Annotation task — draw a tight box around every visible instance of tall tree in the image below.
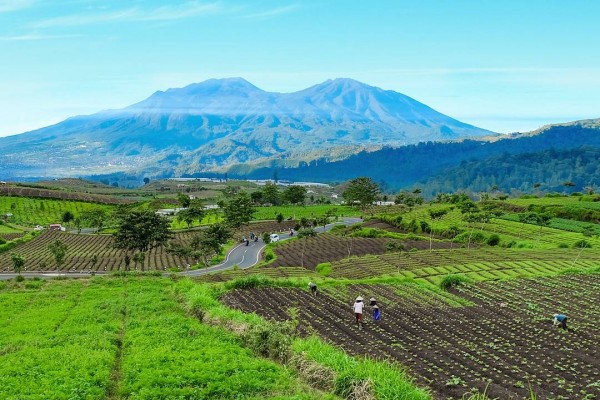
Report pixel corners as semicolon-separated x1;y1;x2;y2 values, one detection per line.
113;211;172;270
80;208;107;231
283;185;307;205
168;223;231;270
61;211;75;225
10;253;25;275
262;182;280;205
222;193;256;228
342;177;380;212
48;240;68;270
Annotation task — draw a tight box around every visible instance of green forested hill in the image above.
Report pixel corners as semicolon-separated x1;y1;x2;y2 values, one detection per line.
228;120;600;193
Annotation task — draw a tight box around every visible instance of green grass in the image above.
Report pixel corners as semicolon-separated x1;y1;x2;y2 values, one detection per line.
0;277;324;400
0;224;21;233
253;205;359;221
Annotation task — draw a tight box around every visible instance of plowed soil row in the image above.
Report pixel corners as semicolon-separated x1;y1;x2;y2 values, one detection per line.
0;186;132;204
0;230;195;272
221;275;600;400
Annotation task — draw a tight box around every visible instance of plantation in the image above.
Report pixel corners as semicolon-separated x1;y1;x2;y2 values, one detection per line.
222;274;600;400
0;195;115;227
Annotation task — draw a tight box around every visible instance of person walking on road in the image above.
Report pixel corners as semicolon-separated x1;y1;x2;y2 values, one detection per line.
353;296;364;330
308;282;318;296
370;297;381;321
553;313;569;330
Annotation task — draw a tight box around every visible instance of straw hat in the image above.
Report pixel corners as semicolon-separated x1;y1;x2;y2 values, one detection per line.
356;296;363;302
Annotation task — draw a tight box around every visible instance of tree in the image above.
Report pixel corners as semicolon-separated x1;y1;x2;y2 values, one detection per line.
90;254;98;272
395;190;423;207
169;223;231;270
177;192;191;208
132;252;146;271
276;213;284;224
297;228;317;269
113;211;172;270
250;190;263;204
283;185;307;205
10;253;25;275
143;177;150;185
48;240;68;270
262;182;280;205
61;211;75;225
428;209;448;251
342;177;380;213
177;199;205;229
222;193;256;228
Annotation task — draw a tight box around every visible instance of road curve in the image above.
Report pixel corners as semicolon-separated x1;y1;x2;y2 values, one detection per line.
181;217;362;276
0;217;363;280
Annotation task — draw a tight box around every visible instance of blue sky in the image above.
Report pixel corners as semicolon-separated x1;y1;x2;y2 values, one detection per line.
1;0;599;137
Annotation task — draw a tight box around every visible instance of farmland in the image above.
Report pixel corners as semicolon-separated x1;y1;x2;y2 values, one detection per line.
0;195;115;227
222;274;600;400
0;277;324;399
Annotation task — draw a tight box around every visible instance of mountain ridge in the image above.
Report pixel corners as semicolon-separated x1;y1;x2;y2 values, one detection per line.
0;78;494;179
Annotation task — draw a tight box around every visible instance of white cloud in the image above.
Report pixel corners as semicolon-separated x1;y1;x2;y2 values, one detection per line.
0;0;34;12
32;1;221;28
0;33;81;41
240;4;298;19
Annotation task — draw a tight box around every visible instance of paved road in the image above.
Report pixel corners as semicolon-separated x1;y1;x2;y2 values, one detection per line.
182;217;362;276
0;217;363;280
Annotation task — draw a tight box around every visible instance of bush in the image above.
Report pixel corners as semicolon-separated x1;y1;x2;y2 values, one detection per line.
486;234;500;246
440;274;469;290
14;275;25;282
558;243;569;248
264;248;275;261
243;320;295;362
316;262;332;276
572;240;592;249
385;240;404;252
225;274;274;290
0;238;5;245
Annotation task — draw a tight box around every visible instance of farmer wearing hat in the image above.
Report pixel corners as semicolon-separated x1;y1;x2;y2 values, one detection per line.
308;282;318;296
370;297;381;321
553;313;568;330
353;296;364;329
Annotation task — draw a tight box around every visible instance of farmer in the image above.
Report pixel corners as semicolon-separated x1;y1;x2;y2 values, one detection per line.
353;296;364;330
553;314;568;330
308;282;318;296
370;297;381;321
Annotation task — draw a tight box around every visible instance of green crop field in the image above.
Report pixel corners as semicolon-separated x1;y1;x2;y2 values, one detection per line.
253;204;359;221
0;196;115;227
0;277;325;399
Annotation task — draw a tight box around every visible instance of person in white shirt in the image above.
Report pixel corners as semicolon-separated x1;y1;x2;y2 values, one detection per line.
353;296;364;330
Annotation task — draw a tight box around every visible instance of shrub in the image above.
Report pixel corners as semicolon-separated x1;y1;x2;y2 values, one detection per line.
440;274;469;290
243;320;295;362
316;262;332;276
572;240;592;249
264;248;275;261
225;274;273;290
557;243;569;248
486;234;500;246
0;238;5;245
385;240;404;252
14;275;25;283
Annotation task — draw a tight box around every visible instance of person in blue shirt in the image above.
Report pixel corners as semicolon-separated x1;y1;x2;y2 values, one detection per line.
370;298;381;321
553;314;568;330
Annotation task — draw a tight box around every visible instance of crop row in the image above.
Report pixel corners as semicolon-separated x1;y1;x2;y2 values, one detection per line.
0;185;132;204
0;230;196;272
222;274;600;399
328;247;600;280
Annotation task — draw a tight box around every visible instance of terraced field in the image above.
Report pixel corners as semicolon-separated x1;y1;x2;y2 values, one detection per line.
328;248;600;281
222;274;600;400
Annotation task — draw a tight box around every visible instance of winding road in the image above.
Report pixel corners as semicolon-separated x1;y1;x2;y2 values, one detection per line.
0;218;363;280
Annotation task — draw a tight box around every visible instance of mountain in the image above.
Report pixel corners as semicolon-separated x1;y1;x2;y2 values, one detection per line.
0;78;493;179
228;119;600;194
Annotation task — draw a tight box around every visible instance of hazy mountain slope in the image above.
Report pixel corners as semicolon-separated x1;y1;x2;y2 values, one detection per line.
0;78;493;179
227;119;600;192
